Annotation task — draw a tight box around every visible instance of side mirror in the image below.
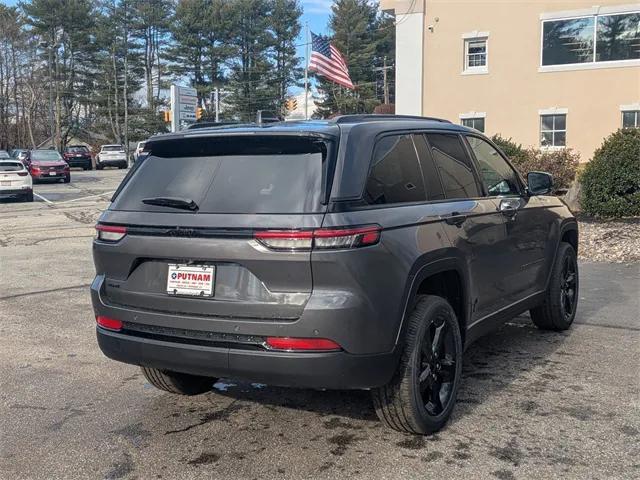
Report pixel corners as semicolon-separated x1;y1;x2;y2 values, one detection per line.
527;171;554;196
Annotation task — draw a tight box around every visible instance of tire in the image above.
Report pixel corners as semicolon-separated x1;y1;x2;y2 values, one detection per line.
372;295;463;435
141;366;216;395
63;175;70;183
96;163;103;170
24;191;34;202
530;242;578;331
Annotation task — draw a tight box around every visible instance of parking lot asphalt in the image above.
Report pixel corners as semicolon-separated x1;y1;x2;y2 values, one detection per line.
1;170;639;480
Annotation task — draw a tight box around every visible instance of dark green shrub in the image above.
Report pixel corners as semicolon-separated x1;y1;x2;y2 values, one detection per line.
580;128;640;218
491;134;525;159
491;134;579;191
510;148;580;192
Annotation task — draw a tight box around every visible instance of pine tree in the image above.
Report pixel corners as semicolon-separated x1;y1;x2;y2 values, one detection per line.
21;0;96;148
131;0;173;110
166;0;208;102
92;1;143;145
269;0;303;114
314;0;391;117
224;0;276;121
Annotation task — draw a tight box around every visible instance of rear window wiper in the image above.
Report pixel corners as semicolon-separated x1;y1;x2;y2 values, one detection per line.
141;196;199;211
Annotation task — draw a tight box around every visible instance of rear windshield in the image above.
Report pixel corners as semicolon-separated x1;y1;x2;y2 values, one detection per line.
31;150;62;161
111;136;329;214
102;146;123;152
0;161;24;171
66;146;89;153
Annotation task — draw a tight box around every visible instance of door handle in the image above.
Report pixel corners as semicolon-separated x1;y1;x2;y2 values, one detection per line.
499;198;521;219
444;212;467;227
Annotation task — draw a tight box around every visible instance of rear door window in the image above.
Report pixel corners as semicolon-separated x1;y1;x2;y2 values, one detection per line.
423;133;480;199
364;134;427;205
111;136;327;214
412;134;446;201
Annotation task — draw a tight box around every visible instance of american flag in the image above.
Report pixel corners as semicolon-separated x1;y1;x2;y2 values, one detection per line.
309;32;354;90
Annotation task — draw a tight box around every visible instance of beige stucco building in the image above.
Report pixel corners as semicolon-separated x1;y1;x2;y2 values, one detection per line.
381;0;640;161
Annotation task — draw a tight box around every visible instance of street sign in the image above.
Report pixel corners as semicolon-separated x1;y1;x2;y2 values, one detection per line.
170;85;199;132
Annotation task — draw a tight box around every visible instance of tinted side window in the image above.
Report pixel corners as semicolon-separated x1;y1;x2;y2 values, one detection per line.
424;133;480;199
466;136;520;196
364;134;427;205
412;134;445;201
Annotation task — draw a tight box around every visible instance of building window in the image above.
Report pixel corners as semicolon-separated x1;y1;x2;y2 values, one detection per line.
464;38;488;71
461;117;485;132
542;11;640;67
622;110;639;128
540;114;566;147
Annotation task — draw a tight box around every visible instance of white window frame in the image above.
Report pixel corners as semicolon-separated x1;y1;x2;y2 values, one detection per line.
621;104;640;128
459;112;486;132
539;108;568;149
462;32;489;75
539;5;640;73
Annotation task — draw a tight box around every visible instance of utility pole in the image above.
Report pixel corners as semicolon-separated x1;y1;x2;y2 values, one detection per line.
48;43;54;145
304;23;309;120
374;56;393;105
54;44;61;151
214;88;220;123
383;56;389;105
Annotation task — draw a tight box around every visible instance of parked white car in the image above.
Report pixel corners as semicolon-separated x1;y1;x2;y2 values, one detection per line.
133;141;146;163
96;145;128;170
0;159;33;202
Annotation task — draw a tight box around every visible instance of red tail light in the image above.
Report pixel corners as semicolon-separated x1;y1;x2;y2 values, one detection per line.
17;171;28;177
95;224;127;242
254;230;313;250
96;316;123;331
31;167;41;174
255;225;381;251
265;337;341;352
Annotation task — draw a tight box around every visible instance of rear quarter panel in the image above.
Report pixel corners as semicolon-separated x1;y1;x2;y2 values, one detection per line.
316;204;454;354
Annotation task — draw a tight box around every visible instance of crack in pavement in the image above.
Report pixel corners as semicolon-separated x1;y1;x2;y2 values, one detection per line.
0;283;92;301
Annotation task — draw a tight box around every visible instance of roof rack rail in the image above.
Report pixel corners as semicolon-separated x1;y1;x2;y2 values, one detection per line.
332;114;451;124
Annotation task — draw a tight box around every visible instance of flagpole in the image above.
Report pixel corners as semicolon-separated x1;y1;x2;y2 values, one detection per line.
304;22;309;120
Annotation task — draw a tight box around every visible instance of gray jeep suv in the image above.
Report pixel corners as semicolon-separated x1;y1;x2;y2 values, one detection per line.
92;115;579;434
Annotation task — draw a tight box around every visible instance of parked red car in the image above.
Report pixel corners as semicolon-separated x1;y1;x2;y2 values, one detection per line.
27;150;70;183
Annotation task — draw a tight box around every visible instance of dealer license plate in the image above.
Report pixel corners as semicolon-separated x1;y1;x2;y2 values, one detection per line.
0;181;10;186
166;264;215;296
49;171;57;176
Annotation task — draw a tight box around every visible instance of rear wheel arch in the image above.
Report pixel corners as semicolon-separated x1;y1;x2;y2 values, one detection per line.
395;255;470;349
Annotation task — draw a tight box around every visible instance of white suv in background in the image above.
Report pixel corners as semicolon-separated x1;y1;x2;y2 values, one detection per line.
0;159;33;202
96;145;128;170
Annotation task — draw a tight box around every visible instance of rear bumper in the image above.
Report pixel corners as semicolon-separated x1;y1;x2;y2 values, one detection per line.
98;158;127;166
66;158;92;167
97;327;397;389
91;273;399;389
0;186;31;195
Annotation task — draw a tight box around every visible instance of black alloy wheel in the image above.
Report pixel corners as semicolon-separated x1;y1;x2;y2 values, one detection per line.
418;311;457;416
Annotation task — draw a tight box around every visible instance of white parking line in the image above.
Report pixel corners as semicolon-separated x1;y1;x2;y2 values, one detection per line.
56;192;115;204
33;193;54;205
